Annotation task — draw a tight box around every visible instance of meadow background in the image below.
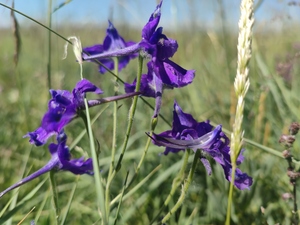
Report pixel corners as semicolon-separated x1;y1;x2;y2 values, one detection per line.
1;0;300;224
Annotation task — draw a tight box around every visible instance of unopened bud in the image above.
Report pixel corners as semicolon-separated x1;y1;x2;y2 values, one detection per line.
279;134;295;147
282;192;293;200
282;150;291;158
289;122;300;135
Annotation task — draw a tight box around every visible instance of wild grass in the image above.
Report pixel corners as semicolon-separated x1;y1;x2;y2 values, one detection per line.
1;1;300;224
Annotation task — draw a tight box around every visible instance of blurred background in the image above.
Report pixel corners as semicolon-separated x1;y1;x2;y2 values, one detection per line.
1;0;300;224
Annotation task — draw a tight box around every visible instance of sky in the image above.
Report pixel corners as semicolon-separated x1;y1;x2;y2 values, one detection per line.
0;0;300;30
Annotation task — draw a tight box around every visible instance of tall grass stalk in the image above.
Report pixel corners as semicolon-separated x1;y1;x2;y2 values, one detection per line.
226;0;254;224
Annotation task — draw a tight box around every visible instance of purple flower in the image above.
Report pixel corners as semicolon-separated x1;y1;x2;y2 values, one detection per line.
83;20;138;73
125;0;195;117
82;1;195;117
0;132;93;198
24;79;103;146
150;101;253;190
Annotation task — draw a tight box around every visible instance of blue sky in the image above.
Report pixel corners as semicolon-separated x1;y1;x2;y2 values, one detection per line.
0;0;299;30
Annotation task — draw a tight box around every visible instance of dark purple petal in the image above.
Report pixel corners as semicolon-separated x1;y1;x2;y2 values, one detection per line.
74;79;103;95
154;59;195;88
142;0;163;40
125;74;156;98
172;101;199;133
83;44;104;56
226;168;253;190
83;21;138;73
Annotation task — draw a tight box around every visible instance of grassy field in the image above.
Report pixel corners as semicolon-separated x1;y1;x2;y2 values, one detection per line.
1;1;300;225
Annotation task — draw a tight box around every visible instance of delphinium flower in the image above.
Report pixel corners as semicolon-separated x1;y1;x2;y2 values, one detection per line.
24;79;103;146
124;0;195;117
82;1;195;117
83;20;138;74
150;101;253;190
0;131;93;198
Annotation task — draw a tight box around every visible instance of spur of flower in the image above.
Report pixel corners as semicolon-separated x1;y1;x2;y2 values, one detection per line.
0;131;93;198
150;101;253;190
83;20;138;73
24;79;103;146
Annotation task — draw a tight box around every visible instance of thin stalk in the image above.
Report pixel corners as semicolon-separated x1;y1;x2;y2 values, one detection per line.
0;3;71;44
113;171;129;225
225;166;236;225
47;0;52;89
80;63;106;223
60;176;79;225
49;171;59;225
150;149;190;224
106;57;119;219
113;55;143;175
161;149;200;224
293;180;298;224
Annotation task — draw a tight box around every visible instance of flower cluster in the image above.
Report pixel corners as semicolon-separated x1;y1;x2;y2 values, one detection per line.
0;0;253;201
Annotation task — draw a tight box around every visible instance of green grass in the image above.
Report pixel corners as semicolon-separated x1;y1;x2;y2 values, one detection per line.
1;6;300;224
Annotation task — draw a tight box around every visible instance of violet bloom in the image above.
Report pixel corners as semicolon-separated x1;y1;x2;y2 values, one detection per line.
150;101;253;190
24;79;103;146
83;20;138;74
0;132;93;198
125;0;195;117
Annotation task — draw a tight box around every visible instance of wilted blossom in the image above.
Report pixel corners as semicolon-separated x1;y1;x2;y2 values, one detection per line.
0;131;93;198
24;79;103;146
150;101;253;190
83;20;138;73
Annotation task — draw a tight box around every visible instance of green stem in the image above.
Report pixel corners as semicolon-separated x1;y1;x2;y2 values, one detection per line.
113;171;129;225
79;63;106;223
161;149;200;224
49;171;59;225
150;149;190;224
113;55;143;174
225;163;236;225
106;57;119;219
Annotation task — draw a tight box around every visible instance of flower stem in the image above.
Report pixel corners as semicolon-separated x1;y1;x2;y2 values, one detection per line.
150;149;190;224
161;149;200;224
80;61;106;223
225;165;236;225
49;170;59;225
113;55;143;173
106;57;119;219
